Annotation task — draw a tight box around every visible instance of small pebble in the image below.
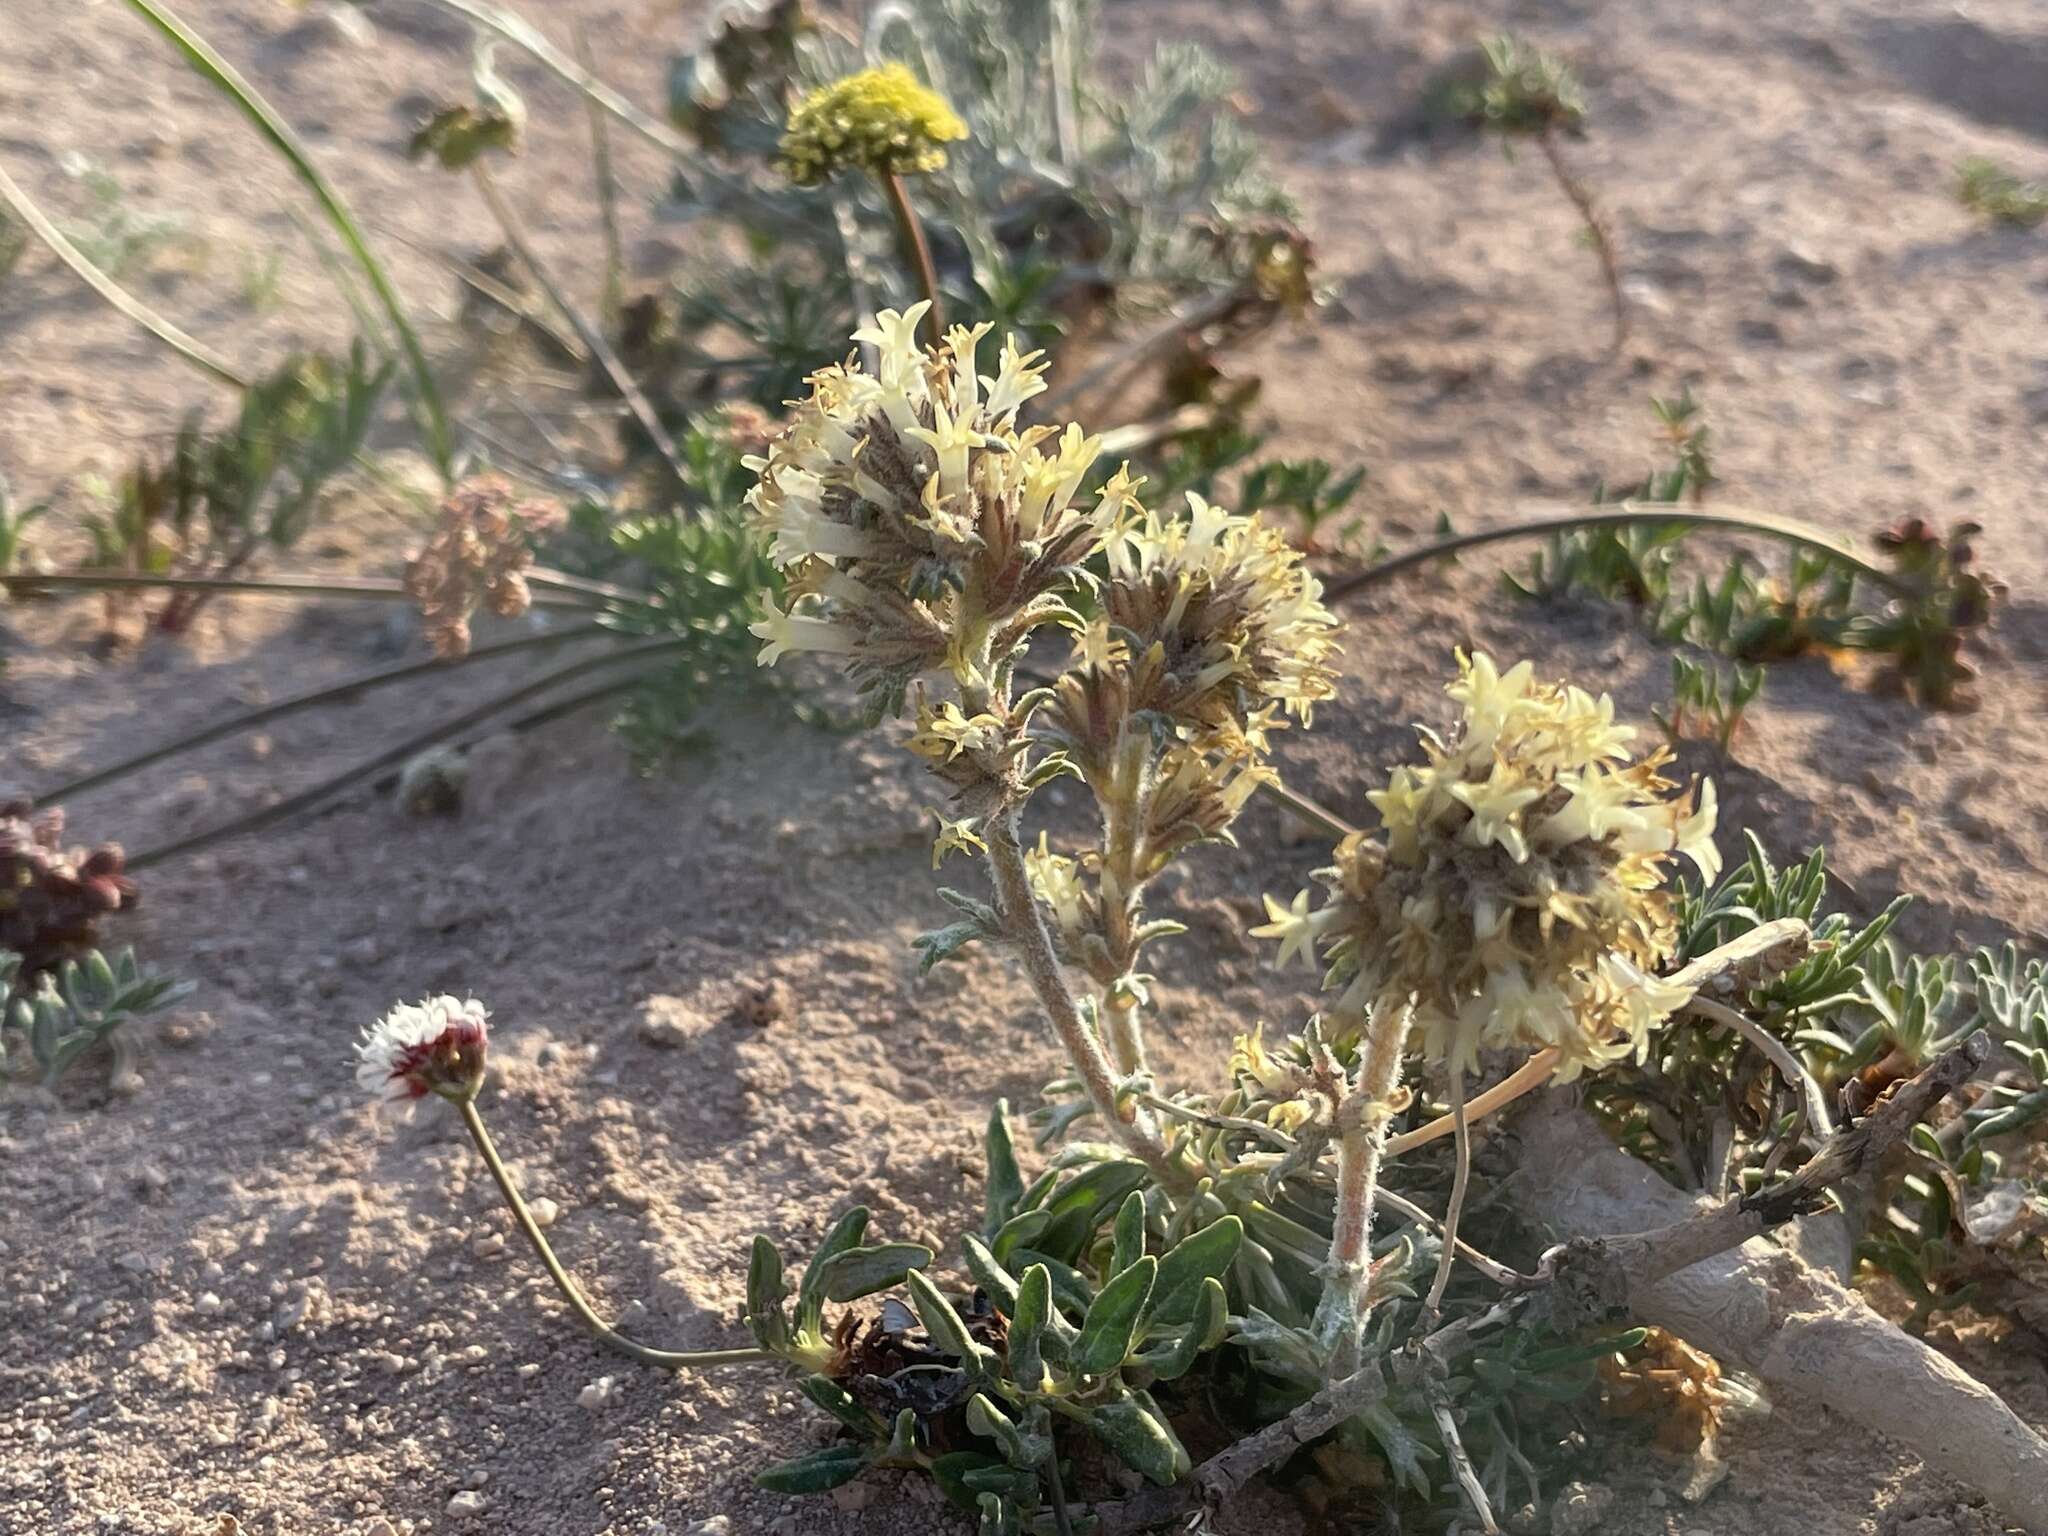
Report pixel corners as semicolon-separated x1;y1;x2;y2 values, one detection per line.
470;1232;506;1259
528;1198;560;1229
446;1490;488;1517
578;1376;617;1411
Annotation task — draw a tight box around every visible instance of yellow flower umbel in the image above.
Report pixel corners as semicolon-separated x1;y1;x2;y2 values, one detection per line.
779;64;966;187
1268;651;1719;1079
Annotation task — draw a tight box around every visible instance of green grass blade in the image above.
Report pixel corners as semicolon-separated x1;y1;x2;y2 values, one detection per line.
0;159;250;390
121;0;454;479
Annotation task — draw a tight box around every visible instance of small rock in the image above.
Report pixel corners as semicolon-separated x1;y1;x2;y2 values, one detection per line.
830;1482;874;1512
733;978;793;1028
361;1521;397;1536
195;1292;224;1317
374;1350;412;1375
686;1519;733;1536
446;1490;488;1517
470;1232;507;1259
578;1376;617;1411
527;1197;560;1229
1772;244;1838;284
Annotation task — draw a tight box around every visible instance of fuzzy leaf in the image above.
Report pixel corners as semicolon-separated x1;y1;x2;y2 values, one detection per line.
1009;1263;1052;1387
1151;1214;1244;1325
906;1270;995;1378
929;1451;1033;1513
755;1443;869;1493
962;1234;1020;1316
797;1207;871;1331
1013;1248;1096;1322
966;1393;1050;1469
798;1374;880;1433
1132;1276;1227;1381
1075;1255;1155;1376
1111;1190;1147;1277
977;1493;1021;1536
815;1242;934;1304
983;1100;1027;1237
1089;1389;1189;1486
746;1235;789;1351
913;919;986;976
990;1208;1051;1265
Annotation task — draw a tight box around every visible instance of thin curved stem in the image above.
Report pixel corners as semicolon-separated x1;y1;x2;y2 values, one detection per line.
1687;994;1833;1140
1422;1067;1470;1317
36;622;614;805
127;635;686;868
0;569;599;610
1387;1048;1559;1158
459;1099;766;1369
0;160;251;390
881;172;944;338
1538;125;1625;352
1322;502;1909;605
124;0;453;477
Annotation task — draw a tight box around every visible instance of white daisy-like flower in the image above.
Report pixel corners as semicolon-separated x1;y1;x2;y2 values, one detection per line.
357;996;490;1107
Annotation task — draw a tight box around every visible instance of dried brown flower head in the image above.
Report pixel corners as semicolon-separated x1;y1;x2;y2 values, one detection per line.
404;476;563;658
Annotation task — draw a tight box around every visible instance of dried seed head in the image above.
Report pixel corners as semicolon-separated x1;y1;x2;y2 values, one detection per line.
1257;652;1719;1078
778;64;966;186
405;476;562;659
357;995;490;1108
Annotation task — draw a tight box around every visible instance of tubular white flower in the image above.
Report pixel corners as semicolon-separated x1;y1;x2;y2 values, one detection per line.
750;603;859;666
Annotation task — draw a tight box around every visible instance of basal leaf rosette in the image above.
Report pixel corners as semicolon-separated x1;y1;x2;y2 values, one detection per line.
748;304;1125;710
778;63;967;187
1259;653;1720;1079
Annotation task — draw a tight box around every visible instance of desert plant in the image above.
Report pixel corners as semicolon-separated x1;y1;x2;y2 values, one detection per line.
0;799;138;982
1447;35;1625;348
351;314;2048;1533
1655;654;1763;751
55;155;188;278
0;473;47;584
1957;156;2048;229
82;342;391;633
1;946;192;1087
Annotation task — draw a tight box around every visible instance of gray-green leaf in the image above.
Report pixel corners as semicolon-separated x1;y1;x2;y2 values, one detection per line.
1075;1255;1155;1377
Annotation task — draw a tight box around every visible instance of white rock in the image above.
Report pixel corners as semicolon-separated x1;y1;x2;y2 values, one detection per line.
446;1490;489;1516
578;1376;617;1411
528;1198;560;1229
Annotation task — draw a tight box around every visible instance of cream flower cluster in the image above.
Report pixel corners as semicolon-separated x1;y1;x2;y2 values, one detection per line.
748;303;1125;701
1099;494;1340;744
1257;653;1719;1079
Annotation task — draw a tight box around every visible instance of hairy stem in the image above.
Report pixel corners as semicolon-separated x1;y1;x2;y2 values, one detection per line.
460;1099;766;1369
1316;1002;1411;1373
1537;125;1626;351
984;810;1177;1184
881;171;945;338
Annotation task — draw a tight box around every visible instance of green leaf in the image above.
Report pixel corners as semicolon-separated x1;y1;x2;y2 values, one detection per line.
977;1492;1022;1536
1009;1263;1052;1386
814;1243;934;1304
1075;1255;1155;1376
984;1100;1027;1237
1034;1160;1150;1264
755;1443;869;1493
1132;1276;1226;1381
798;1374;879;1433
966;1393;1050;1468
746;1234;789;1352
1013;1248;1096;1322
1151;1214;1244;1325
797;1207;870;1331
990;1208;1051;1266
906;1270;994;1378
961;1234;1020;1316
1089;1390;1188;1486
1111;1190;1147;1277
929;1451;1033;1513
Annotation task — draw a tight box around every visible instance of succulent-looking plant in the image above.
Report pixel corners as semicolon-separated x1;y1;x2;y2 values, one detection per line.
2;946;191;1087
0;799;138;982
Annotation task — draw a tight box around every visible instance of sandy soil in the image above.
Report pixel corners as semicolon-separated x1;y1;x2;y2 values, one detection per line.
2;1;2046;1534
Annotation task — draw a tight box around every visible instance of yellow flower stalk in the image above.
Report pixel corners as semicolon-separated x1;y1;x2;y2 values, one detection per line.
778;63;966;186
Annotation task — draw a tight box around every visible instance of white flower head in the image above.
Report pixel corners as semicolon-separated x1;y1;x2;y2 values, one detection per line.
357;996;490;1108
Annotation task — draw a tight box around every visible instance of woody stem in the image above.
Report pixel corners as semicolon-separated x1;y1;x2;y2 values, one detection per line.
881;171;945;338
